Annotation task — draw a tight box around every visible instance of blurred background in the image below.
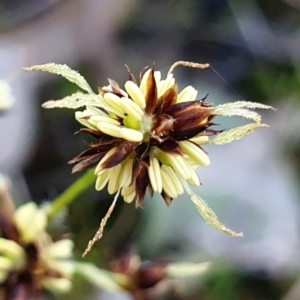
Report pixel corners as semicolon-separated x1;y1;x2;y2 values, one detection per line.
1;0;300;299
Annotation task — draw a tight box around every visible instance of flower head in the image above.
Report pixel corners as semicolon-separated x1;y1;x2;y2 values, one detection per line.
68;63;217;208
107;247;210;299
0;201;75;298
109;247;167;292
25;61;273;254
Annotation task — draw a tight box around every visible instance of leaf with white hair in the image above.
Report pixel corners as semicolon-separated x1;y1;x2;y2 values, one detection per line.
182;181;243;237
25;63;94;94
209;123;268;145
214;101;274;123
42;93;104;109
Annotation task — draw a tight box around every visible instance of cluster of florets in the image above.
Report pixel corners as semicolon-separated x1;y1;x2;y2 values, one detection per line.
70;66;217;207
0;202;74;297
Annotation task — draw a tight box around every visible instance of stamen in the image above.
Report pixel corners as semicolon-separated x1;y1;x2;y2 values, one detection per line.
97;123;122;139
42;277;73;293
89;115;120;125
121;184;135;197
148;157;162;193
119;159;134;187
95;169;113;190
85;106;107;116
139;69;152;96
124;80;146;109
103;93;123;110
75;111;96;129
154;71;161;85
186;164;200;186
161;165;183;195
160;168;178;198
95;147;117;174
119;128;143;142
43;240;74;259
120;97;144;121
123;189;136;203
0;239;25;263
108;164;123;194
122;184;136;203
0;255;15;270
166;154;191;180
179;141;210;167
103;93;126;116
190;136;209;145
158;74;175;98
177;86;198;103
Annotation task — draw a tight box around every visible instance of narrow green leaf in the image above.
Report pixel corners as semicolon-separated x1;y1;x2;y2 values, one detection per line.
75;262;122;291
48;168;95;219
166;262;210;277
25;63;94;94
166;262;211;297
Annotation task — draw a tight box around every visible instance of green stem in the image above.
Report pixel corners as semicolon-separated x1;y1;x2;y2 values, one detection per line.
49;168;95;218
